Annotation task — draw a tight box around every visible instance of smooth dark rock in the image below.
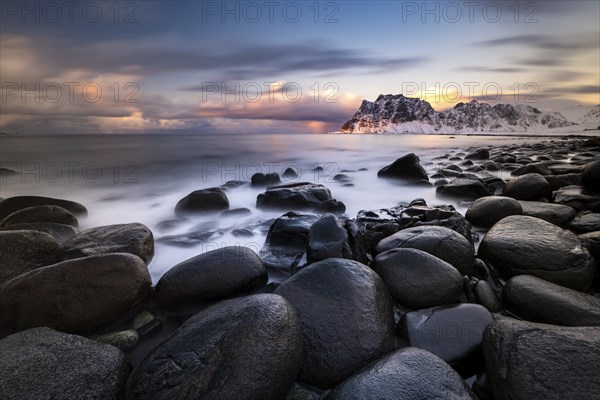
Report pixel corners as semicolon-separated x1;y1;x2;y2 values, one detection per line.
175;187;229;216
257;182;345;214
579;231;600;262
251;172;281;187
503;275;600;326
0;230;62;285
307;213;352;264
553;185;600;211
582;160;600;192
518;200;577;227
62;223;154;263
0;222;77;243
220;207;251;217
545;173;581;190
0;253;152;337
436;178;490;201
154;246;267;310
511;163;551;176
325;348;475;400
283;167;299;179
466;196;522;228
483;319;600;400
275;258;395;388
478;215;596;290
375;225;475;275
0;205;78;228
474;280;503;313
372;248;463;309
399;304;493;376
465;148;490;160
504;173;552;200
377;153;429;182
0;327;128;400
569;212;600;233
127;294;303;400
0;196;87;220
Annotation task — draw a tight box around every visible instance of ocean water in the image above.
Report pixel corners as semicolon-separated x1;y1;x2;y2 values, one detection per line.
0;133;576;282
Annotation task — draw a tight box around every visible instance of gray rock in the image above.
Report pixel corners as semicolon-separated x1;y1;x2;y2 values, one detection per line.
375;225;475;275
518;200;577;227
372;248;463;309
0;253;152;337
325;348;476;400
479;215;596;290
257;182;345;214
569;212;600;233
92;329;139;351
504;173;552;200
0;205;78;228
0;196;87;220
0;230;62;285
0;222;78;243
545;173;581;190
251;172;281;187
175;187;229;216
483;319;600;400
465;148;490;160
377;153;429;182
0;327;128;400
582;159;600;192
276;258;395;388
511;163;551;176
579;231;600;262
436;178;490;201
503;275;600;326
127;294;303;400
154;246;267;310
307;213;352;264
554;185;600;211
474;280;503;313
466;196;522;228
62;223;154;263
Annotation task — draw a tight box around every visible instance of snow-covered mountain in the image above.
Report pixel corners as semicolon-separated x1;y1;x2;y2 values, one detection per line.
337;94;583;134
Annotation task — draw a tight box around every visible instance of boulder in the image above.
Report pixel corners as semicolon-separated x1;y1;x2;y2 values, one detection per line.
582;160;600;192
579;231;600;262
325;348;475;400
466;196;522;228
465;148;490;160
510;163;551;176
436;178;490;201
127;294;303;400
0;327;128;400
0;222;77;243
92;329;139;351
372;248;463;309
503;275;600;326
483;319;600;400
504;173;552;200
154;246;267;310
377;153;429;182
275;258;395;388
474;280;503;313
545;173;581;190
375;225;475;275
0;195;87;220
257;182;345;214
0;230;62;285
251;172;281;187
0;205;78;228
61;223;154;263
553;185;600;211
518;200;576;227
0;253;152;337
569;212;600;233
307;213;352;264
478;216;596;291
175;187;229;216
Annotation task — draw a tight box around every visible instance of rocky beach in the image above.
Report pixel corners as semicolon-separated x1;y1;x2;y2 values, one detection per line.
0;135;599;399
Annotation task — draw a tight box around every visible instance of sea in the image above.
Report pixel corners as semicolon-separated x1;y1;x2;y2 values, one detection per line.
1;133;592;282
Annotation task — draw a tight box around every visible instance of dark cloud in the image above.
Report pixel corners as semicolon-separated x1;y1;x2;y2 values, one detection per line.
544;85;600;95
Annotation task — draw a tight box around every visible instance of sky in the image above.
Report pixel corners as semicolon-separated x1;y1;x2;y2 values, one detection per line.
1;0;599;134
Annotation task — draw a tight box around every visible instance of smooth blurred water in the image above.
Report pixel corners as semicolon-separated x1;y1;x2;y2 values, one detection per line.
0;133;566;281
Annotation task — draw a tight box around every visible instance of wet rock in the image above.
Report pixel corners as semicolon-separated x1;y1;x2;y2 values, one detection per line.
0;230;62;285
465;148;490;160
62;223;154;263
582;160;600;192
466;196;522;228
474;280;503;312
325;348;475;400
276;258;394;388
553;185;600;211
545;173;581;190
257;182;345;214
0;205;78;228
0;195;87;220
0;253;152;337
377;153;429;182
175;187;229;216
375;225;475;275
127;294;303;400
333;173;353;183
307;213;352;263
372;248;463;308
0;222;78;243
503;275;600;326
569;212;600;233
251;172;281;187
504;173;552;200
579;231;600;262
511;163;551;176
436;178;490;201
157;229;223;248
518;200;577;227
483;319;600;400
154;246;267;310
0;327;128;400
283;167;299;179
478;216;596;290
221;207;251;217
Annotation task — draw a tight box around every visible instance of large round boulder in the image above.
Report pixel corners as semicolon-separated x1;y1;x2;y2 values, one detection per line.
582;159;600;192
256;182;345;214
436;178;490;201
503;275;600;326
307;213;352;264
377;153;429;182
0;196;87;220
154;246;268;310
483;319;600;400
175;187;229;216
0;205;78;228
61;223;154;264
465;148;490;160
503;173;552;200
478;216;596;290
0;230;63;285
325;348;475;400
372;248;463;309
275;258;395;388
0;253;152;337
518;200;576;227
127;294;303;400
0;222;78;243
0;327;128;400
466;196;522;228
375;225;474;275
